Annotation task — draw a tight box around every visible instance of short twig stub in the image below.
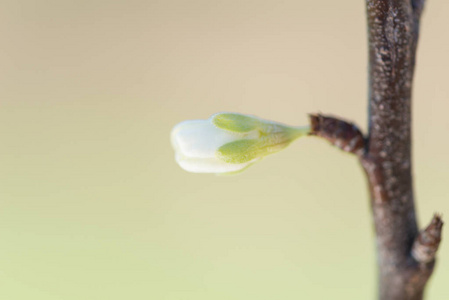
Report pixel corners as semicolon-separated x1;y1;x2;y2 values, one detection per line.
412;214;444;264
309;114;365;156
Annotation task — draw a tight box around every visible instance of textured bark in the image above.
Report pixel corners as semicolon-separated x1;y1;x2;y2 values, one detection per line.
364;1;429;298
310;1;443;299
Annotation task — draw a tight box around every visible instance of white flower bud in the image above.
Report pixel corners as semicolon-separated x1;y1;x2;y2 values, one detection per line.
171;113;309;174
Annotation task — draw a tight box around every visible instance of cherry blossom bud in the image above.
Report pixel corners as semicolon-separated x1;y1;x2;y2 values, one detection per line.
171;112;309;174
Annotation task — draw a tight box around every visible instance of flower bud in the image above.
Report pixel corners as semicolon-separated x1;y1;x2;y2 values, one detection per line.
171;112;309;174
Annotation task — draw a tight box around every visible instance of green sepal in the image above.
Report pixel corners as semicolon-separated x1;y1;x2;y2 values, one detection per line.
212;113;260;133
216;139;260;164
216;132;294;164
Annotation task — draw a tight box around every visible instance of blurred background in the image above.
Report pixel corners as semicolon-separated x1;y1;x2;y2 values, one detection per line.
1;0;448;299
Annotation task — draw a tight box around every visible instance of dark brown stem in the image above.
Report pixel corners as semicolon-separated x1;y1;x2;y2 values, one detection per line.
310;113;443;299
364;0;431;299
309;1;443;298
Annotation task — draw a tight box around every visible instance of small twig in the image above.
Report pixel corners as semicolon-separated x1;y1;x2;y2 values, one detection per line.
309;114;365;156
412;214;444;264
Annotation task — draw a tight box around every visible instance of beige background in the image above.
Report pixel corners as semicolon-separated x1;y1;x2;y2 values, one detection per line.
1;0;448;299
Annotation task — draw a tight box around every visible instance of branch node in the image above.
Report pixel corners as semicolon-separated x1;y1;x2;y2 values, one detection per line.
309;114;365;156
412;214;444;264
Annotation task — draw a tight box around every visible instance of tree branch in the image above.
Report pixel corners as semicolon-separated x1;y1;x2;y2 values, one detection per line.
365;1;429;298
310;1;443;299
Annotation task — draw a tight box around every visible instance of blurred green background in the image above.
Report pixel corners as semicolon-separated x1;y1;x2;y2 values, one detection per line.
1;0;448;299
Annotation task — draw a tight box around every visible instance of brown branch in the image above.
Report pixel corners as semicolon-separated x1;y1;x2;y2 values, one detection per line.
309;1;443;299
310;113;443;300
364;1;429;298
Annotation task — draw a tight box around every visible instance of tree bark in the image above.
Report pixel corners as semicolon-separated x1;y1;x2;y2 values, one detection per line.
309;1;443;298
364;1;432;298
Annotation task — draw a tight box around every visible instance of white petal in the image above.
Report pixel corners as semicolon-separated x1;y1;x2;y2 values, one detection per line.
175;153;253;173
171;119;258;158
